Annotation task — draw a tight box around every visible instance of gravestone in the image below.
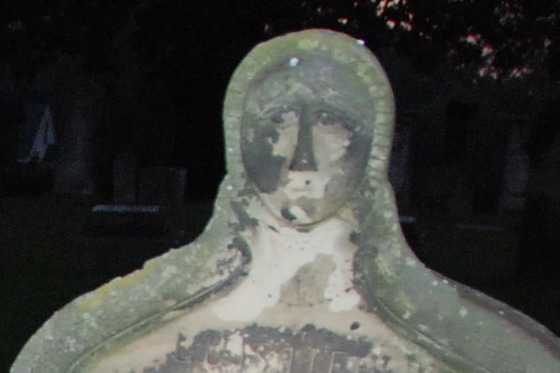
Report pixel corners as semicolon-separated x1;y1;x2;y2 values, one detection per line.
52;78;102;199
500;121;530;213
518;122;560;282
113;152;139;204
138;166;187;206
11;30;560;373
73;204;185;275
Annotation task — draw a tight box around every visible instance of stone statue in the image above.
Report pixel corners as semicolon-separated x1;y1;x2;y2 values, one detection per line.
11;29;560;373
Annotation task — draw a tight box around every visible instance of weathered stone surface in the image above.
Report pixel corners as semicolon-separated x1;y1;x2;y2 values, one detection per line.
11;29;560;373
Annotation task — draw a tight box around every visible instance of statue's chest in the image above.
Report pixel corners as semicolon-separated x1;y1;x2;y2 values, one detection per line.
94;304;444;373
150;321;405;373
89;255;445;373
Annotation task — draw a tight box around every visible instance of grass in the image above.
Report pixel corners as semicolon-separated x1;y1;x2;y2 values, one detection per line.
1;196;558;371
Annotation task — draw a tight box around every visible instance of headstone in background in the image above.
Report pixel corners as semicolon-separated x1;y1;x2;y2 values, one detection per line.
112;152;138;204
0;99;24;193
444;116;508;216
52;78;103;200
500;121;530;213
84;205;166;238
73;204;185;275
138;166;186;206
17;105;57;164
517;98;560;283
470;120;508;214
518;132;560;282
0;100;57;196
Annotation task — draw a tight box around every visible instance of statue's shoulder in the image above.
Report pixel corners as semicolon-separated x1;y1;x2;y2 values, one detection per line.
10;235;248;373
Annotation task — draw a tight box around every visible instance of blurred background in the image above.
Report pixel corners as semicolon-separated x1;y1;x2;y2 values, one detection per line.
1;1;560;370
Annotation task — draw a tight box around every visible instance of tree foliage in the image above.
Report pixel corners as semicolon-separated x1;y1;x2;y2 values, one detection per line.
1;0;559;82
0;0;135;79
270;0;560;80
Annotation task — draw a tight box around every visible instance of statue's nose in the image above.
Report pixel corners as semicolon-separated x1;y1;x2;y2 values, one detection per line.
289;113;318;171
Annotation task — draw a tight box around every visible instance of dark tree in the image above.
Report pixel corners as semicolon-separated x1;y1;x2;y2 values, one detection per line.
0;0;137;81
265;0;560;80
2;0;559;85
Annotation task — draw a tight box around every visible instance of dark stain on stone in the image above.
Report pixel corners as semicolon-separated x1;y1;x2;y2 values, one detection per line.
144;324;373;372
281;207;297;221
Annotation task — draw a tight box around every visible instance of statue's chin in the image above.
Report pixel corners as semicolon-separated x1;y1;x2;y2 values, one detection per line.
280;205;314;225
259;194;344;228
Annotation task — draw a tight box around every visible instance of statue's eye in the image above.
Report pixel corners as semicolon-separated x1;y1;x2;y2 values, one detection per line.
316;110;349;129
264;106;297;128
315;110;361;135
271;112;284;124
316;110;337;125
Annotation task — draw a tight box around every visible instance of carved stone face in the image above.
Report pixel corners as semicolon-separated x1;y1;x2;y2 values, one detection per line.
241;59;373;226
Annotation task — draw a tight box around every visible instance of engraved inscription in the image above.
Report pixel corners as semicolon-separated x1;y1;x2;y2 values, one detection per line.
142;324;430;373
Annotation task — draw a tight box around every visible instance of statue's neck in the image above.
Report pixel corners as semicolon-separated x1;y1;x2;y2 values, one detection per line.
246;195;355;239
